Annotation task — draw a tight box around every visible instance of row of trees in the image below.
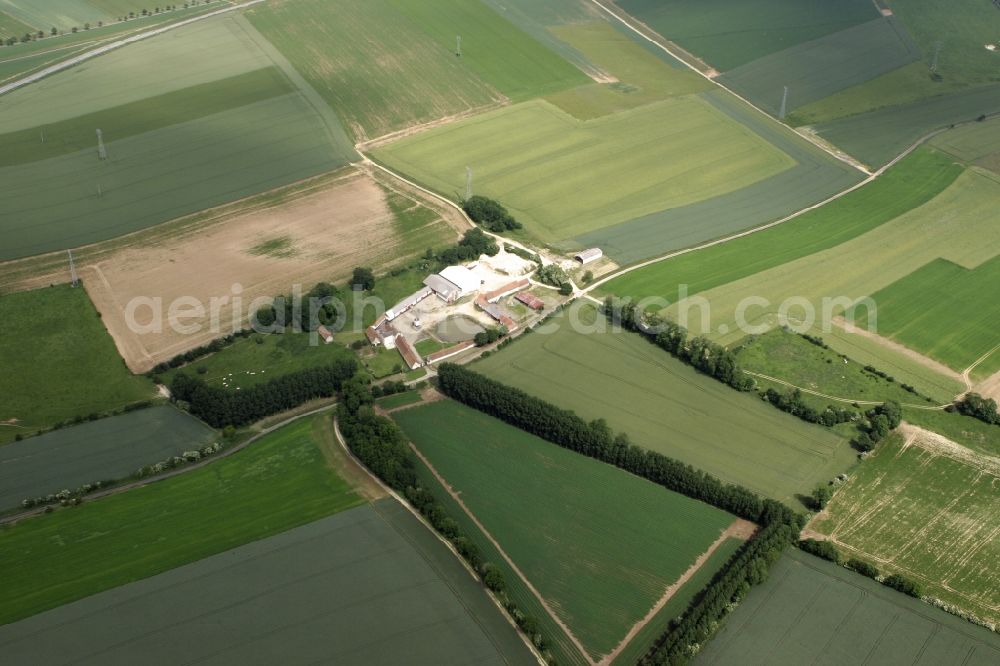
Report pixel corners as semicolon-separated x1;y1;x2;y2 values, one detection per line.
956;393;1000;425
336;379;553;659
798;539;921;598
474;326;507;347
762;387;855;427
170;358;356;428
604;297;754;392
150;331;248;375
463;196;522;232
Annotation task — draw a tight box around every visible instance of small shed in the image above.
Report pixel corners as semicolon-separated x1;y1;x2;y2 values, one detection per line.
317;325;334;344
574;248;603;265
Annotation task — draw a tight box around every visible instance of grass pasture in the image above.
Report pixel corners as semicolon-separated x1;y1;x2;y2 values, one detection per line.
394;400;740;661
0;285;154;445
475;305;852;504
374;96;793;246
617;0;878;71
810;430;1000;626
697;548;1000;665
0;406;214;511
867;256;1000;373
0;414;365;625
0;500;534;664
718;17;920;116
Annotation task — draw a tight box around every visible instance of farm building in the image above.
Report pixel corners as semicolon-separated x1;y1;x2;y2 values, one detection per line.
516;292;545;311
426;340;475;364
366;316;398;349
424;265;481;303
317;325;334;344
483;279;530;304
423;274;463;303
386;287;432;321
475;296;517;332
574;248;603;265
395;335;423;370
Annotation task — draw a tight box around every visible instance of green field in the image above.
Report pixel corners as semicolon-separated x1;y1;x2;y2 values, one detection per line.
375;391;423;410
0;499;535;664
0;406;214;511
159;333;357;390
0;8;32;37
0;15;357;259
476;305;852;504
814;84;1000;168
0;414;365;624
718;18;920;116
617;0;878;71
697;548;1000;665
810;431;1000;626
904;408;1000;458
0;285;154;445
0;0;104;31
598;148;959;308
374;96;793;246
393;400;738;661
249;0;586;141
867;256;1000;372
932;115;1000;172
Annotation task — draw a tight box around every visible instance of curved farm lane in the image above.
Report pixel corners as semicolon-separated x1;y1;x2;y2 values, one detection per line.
743;371;949;411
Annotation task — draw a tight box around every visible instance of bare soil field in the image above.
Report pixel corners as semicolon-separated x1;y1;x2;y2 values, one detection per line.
1;167;461;372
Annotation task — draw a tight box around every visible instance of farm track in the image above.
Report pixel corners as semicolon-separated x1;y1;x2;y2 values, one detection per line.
743;371;948;410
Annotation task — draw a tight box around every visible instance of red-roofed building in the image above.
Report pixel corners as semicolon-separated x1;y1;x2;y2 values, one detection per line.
515;292;545;311
482;279;529;304
395;335;423;370
317;325;334;344
426;340;475;364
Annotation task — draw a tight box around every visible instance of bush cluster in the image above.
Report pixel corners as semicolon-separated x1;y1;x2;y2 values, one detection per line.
463;196;522;232
503;243;541;265
134;441;224;478
438;228;499;265
956;393;1000;425
762;388;854;426
474;326;507;347
21;480;109;510
851;401;902;452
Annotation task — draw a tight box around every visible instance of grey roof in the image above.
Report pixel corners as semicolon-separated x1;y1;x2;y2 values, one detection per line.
423;274;461;300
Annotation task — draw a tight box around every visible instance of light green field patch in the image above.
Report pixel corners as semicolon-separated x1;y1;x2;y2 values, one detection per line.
544;20;711;119
374;97;793;244
0;16;273;132
394;400;737;660
867;256;1000;372
811;431;1000;627
0;0;103;31
0;285;154;445
932;115;1000;171
475;305;852;504
0;8;33;37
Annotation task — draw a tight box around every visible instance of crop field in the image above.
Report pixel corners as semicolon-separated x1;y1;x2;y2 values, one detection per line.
62;167;457;373
476;305;852;504
718;18;920;116
0;285;153;445
814;83;1000;168
617;0;878;71
393;400;742;661
249;0;586;141
664;168;1000;348
0;414;365;625
0;406;214;511
598;148;958;308
932;115;1000;172
374;96;793;247
0;0;104;31
809;428;1000;626
0;8;31;38
697;548;1000;665
867;256;1000;373
159;333;357;390
0;499;534;664
0;15;357;260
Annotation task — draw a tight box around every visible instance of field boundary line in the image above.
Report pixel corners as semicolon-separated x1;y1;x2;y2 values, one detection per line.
0;0;266;97
331;418;547;666
743;371;948;410
599;519;755;665
404;438;596;665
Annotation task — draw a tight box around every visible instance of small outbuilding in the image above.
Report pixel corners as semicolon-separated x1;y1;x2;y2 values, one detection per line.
395;335;423;370
574;248;603;265
317;325;334;344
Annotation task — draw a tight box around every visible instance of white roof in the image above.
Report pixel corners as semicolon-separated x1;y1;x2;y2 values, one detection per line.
438;265;480;295
423;274;461;300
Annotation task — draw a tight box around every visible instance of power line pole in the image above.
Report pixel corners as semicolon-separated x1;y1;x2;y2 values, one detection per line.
67;249;79;287
456;35;462;57
96;128;107;160
778;86;789;120
465;166;473;200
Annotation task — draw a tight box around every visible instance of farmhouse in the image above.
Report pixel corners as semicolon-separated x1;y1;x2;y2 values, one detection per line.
317;325;334;344
516;292;545;311
482;279;530;304
425;265;481;302
395;335;423;370
366;315;398;349
574;248;603;265
426;340;475;364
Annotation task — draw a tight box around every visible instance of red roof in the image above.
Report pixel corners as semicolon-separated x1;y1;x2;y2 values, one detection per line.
395;335;423;369
317;325;333;342
426;340;475;363
515;292;544;310
482;279;530;303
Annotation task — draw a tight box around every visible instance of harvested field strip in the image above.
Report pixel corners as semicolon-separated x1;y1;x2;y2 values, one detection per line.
0;284;154;445
0;67;293;167
814;83;1000;168
697;548;1000;665
374;96;793;245
809;429;1000;625
393;400;737;660
0;415;364;625
597;147;957;303
868;256;1000;372
616;0;878;71
0;500;535;665
718;17;920;116
0;406;214;511
0;0;103;31
475;305;851;504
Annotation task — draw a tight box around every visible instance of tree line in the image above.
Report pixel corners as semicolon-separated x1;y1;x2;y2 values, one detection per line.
798;539;921;598
335;378;554;660
170;358;356;428
463;196;522;232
